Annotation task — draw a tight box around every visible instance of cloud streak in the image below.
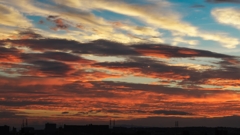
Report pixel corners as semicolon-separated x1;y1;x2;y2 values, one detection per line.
0;0;240;127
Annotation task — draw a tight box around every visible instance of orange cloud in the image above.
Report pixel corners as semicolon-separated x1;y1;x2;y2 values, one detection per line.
178;49;199;55
0;54;21;63
136;49;170;58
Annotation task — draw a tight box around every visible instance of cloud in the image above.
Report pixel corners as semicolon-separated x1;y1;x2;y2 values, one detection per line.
4;39;140;56
0;37;240;121
151;110;193;115
0;77;240;119
207;0;240;3
2;39;232;59
0;100;55;107
0;4;32;27
29;60;74;76
17;30;43;39
212;8;240;30
1;0;238;47
22;51;93;63
47;16;69;31
172;37;199;46
0;110;27;118
133;43;230;58
1;38;238;85
0;0;240;125
93;57;193;81
0;26;19;40
62;111;69;114
52;0;239;48
0;46;22;62
111;21;162;39
1;0;138;43
1;38;239;88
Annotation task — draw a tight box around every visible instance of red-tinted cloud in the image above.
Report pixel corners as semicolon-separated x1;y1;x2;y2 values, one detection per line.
0;38;240;125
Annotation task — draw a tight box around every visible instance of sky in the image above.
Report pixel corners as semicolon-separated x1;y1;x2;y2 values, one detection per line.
1;0;240;128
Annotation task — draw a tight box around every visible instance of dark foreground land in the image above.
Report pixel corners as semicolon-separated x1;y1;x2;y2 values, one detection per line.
1;124;239;135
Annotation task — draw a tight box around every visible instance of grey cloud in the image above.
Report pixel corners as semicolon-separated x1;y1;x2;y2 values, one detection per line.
4;39;139;56
2;39;232;59
0;100;56;107
40;51;84;61
0;111;27;118
74;110;101;116
0;46;21;58
151;110;193;115
94;55;240;85
22;51;90;62
93;56;197;79
18;30;43;39
30;60;73;76
61;112;69;114
132;44;231;58
59;81;233;99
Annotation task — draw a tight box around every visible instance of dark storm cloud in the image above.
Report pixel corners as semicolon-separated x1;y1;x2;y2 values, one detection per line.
206;0;240;3
151;110;193;115
30;60;73;76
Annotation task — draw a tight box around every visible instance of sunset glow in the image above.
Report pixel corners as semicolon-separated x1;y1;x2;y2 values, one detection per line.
1;0;240;128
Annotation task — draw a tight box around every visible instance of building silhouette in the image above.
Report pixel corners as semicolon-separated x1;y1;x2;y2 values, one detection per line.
64;124;109;135
0;125;10;135
20;119;34;135
45;123;56;134
215;128;228;135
